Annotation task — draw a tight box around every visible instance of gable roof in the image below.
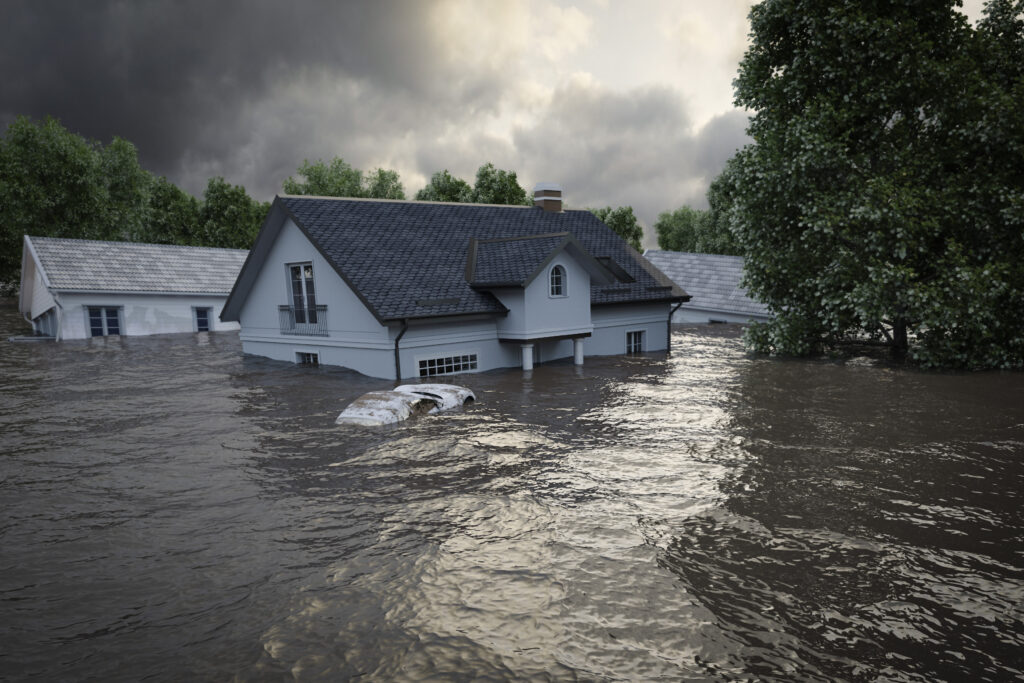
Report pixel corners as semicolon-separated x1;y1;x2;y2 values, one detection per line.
466;232;617;288
25;236;248;294
643;250;770;318
223;196;687;323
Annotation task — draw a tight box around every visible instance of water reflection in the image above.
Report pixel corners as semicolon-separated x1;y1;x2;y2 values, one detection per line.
2;305;1022;681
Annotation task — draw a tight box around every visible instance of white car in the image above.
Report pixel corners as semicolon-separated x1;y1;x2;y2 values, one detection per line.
335;384;476;426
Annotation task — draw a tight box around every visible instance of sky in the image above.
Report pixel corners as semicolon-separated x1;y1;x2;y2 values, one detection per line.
0;0;987;247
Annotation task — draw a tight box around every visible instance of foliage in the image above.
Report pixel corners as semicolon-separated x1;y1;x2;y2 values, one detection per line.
414;169;473;202
726;0;1024;368
199;177;270;250
147;176;202;245
654;205;741;255
415;163;531;205
470;162;531;206
589;206;643;251
282;157;406;199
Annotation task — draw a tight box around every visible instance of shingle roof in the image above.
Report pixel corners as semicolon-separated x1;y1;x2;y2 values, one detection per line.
643;250;770;318
28;236;248;294
257;196;686;322
468;233;570;286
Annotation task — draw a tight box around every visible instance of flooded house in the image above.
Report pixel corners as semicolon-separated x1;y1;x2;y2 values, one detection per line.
220;184;689;379
643;250;772;324
18;235;248;340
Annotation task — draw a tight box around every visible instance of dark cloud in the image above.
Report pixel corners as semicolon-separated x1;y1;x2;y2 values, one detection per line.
2;0;751;245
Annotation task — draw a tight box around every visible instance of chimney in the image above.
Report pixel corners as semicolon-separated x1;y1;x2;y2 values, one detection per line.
533;182;562;213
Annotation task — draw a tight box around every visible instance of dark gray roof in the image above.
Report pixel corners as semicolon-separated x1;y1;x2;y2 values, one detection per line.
643;250;770;318
27;236;248;294
468;233;570;286
226;196;687;323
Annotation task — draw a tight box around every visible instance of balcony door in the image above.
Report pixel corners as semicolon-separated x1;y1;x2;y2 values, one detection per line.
289;263;318;324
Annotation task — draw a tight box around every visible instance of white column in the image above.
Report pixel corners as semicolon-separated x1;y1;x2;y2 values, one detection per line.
521;343;534;371
573;338;584;365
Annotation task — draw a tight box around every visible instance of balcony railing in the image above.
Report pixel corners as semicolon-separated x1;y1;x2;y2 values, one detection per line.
279;305;328;336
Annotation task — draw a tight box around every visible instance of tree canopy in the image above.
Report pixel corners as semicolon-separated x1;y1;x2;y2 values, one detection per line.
415;163;531;205
725;0;1024;368
588;206;643;251
282;157;406;199
0;116;269;292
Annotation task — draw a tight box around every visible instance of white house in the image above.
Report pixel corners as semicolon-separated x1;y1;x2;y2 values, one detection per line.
220;185;690;379
643;250;772;324
18;235;248;340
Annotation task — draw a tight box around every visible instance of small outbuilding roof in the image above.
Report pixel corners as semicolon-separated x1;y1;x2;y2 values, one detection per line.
643;250;770;318
26;236;249;294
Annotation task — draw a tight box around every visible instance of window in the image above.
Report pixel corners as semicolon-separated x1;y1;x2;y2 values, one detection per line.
550;265;566;297
194;307;211;332
296;352;319;365
289;263;318;324
88;307;121;337
626;330;644;354
418;353;478;377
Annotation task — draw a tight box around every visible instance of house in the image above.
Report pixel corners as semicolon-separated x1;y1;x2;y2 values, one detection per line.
642;250;772;324
18;235;248;340
220;184;689;379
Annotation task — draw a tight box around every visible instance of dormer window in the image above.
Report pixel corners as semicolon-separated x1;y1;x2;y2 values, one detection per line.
550;265;566;297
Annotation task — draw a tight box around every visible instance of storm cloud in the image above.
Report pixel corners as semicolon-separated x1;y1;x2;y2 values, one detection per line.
2;0;758;244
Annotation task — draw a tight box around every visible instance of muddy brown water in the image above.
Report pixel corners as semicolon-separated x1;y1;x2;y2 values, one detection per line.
1;302;1022;681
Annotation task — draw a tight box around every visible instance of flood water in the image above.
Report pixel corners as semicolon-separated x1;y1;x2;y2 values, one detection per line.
1;301;1022;682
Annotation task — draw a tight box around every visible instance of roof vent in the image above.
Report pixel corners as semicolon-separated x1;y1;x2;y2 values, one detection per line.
533;182;562;213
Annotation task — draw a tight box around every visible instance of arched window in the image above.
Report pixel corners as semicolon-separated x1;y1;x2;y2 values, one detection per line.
550;265;566;297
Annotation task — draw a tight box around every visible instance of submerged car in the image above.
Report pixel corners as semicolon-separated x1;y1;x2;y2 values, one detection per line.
335;383;475;426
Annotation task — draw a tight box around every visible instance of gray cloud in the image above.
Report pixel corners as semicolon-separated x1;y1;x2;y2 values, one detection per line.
2;0;751;249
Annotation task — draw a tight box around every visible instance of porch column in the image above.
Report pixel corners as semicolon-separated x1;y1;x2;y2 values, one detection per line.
573;337;584;365
521;343;534;371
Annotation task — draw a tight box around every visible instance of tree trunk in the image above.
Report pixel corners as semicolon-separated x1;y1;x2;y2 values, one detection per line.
892;318;909;360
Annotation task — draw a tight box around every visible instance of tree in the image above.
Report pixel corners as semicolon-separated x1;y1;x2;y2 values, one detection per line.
200;177;269;250
414;169;473;202
148;176;202;245
282;157;406;199
363;168;405;199
0;116;155;292
470;162;531;205
726;0;1024;368
589;206;643;251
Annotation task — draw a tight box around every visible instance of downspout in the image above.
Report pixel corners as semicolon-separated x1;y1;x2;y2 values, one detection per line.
667;301;683;353
394;320;409;381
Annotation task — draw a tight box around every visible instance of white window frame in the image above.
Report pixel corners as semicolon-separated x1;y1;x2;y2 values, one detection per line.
549;264;567;298
414;350;479;377
193;306;213;332
626;329;644;354
286;261;319;324
85;306;123;337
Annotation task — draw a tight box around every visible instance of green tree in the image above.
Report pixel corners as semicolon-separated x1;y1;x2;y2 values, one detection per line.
282;157;406;199
363;168;405;199
727;0;1024;368
0;116;157;291
148;176;202;245
589;206;643;251
470;162;531;206
200;177;269;249
414;169;473;202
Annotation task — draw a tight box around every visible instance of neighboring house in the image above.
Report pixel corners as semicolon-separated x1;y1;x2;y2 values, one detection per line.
18;236;248;340
643;250;772;324
220;185;689;379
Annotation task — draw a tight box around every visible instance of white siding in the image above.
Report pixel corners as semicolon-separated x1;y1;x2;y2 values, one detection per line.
673;307;772;324
58;293;239;340
490;253;592;340
590;303;670;355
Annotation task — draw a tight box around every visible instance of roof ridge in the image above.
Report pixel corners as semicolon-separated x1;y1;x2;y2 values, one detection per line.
279;194;535;209
28;235;248;252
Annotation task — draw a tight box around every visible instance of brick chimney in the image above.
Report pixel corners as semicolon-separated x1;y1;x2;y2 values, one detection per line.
533;182;563;212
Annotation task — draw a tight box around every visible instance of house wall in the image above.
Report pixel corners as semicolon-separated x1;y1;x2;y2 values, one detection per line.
28;260;56;321
490;254;593;340
672;307;772;324
397;318;514;380
589;303;670;355
57;292;238;340
236;218;392;369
